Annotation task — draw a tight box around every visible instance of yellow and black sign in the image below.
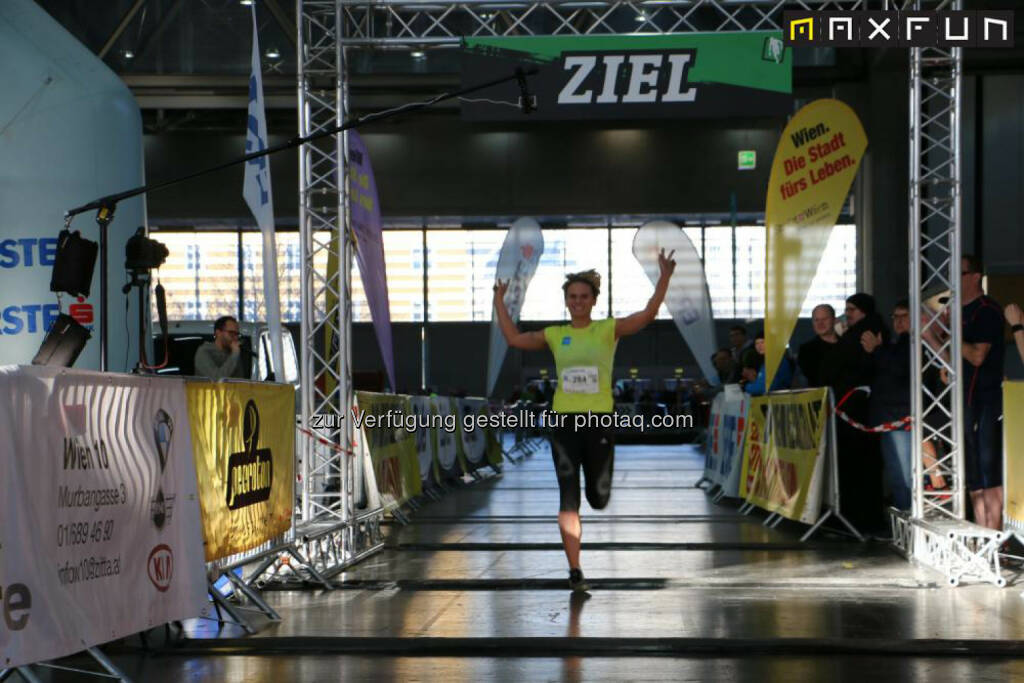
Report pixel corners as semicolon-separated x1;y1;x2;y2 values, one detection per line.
763;99;867;390
1004;382;1024;532
356;391;422;506
186;381;294;562
739;388;829;524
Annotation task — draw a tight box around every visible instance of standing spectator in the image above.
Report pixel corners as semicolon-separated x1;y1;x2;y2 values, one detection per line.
712;347;739;384
728;325;753;368
1005;302;1024;367
835;293;888;394
833;293;888;533
799;304;841;388
959;255;1004;531
862;301;912;510
741;329;794;397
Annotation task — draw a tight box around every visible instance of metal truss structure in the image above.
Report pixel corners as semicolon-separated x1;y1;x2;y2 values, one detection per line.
339;0;864;47
891;510;1005;587
891;0;1001;586
297;0;993;584
298;1;358;528
295;0;863;543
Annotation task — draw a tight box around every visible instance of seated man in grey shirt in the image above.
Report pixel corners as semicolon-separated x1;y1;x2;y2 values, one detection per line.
194;316;247;379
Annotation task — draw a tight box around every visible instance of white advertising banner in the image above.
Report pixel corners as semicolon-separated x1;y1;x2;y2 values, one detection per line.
457;398;488;467
432;396;459;477
705;384;749;497
409;395;436;486
0;366;208;669
486;217;545;396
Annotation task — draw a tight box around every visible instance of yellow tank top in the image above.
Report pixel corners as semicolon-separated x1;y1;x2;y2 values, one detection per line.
543;317;617;413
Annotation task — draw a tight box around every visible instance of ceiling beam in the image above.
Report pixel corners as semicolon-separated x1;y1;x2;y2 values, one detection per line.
262;0;297;46
98;0;148;59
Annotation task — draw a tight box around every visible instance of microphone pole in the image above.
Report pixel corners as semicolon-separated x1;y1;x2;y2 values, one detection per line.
66;67;539;219
62;66;539;369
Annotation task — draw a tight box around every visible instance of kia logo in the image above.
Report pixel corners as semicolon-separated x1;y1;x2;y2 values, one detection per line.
147;544;173;592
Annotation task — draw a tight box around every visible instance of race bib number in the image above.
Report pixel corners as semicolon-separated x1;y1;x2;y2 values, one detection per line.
561;366;599;394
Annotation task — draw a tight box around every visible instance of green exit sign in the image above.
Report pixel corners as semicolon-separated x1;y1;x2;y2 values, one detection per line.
738;150;756;171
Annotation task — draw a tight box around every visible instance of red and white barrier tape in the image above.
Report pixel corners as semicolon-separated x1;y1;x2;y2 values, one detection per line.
297;426;355;455
833;386;912;433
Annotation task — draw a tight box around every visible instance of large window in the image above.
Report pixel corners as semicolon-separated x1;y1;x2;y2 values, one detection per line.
377;230;425;322
704;227;735;318
610;227;701;318
155;232;240;321
520;228;610;322
152;222;857;325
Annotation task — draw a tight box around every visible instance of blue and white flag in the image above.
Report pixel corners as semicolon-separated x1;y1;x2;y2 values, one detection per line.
243;5;285;381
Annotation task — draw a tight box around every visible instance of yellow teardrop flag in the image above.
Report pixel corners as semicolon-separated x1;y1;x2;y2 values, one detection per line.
764;99;867;390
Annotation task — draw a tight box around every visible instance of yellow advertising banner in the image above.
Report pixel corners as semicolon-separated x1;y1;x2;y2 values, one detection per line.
739;388;829;524
186;381;295;562
764;99;867;388
1004;382;1024;531
355;391;422;506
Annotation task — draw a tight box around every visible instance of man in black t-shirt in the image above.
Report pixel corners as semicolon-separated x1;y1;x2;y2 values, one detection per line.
960;255;1004;530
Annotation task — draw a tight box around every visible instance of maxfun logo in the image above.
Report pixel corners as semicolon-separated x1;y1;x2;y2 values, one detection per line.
784;10;1014;48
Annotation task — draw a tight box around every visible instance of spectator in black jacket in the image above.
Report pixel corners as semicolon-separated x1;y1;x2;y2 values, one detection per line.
798;304;841;388
834;292;889;532
862;300;912;510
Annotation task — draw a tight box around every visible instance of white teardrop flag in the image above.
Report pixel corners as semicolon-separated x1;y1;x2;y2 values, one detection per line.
633;221;718;385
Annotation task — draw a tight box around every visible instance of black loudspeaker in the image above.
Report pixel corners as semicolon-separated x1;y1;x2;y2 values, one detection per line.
50;229;98;298
32;313;91;367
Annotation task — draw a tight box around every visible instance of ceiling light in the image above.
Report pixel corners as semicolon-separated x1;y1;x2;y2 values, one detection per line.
635;13;647;22
411;50;426;59
123;49;135;59
265;48;281;59
240;0;253;5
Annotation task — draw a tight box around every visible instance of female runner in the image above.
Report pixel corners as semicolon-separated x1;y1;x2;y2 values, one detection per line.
493;249;675;591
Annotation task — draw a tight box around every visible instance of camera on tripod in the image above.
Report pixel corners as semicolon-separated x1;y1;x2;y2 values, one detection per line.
125;227;169;272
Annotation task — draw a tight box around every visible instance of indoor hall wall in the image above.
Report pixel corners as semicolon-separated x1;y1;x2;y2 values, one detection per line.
976;73;1024;276
841;68;910;317
144;120;783;222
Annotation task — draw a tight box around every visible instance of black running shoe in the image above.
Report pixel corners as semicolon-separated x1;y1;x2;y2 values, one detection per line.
568;568;589;592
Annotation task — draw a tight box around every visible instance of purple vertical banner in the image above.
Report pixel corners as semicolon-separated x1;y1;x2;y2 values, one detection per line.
348;131;396;391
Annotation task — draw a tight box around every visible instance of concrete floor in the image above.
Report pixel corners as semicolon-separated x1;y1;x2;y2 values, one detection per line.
25;440;1024;681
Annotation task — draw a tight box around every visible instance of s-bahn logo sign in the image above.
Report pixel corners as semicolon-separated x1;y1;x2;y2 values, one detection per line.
460;33;792;122
783;11;1014;48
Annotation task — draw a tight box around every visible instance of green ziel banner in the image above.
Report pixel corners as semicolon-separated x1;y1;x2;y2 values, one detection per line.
461;32;790;121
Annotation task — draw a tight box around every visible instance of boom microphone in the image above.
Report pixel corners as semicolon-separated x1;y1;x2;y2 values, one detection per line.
516;67;537;115
155;283;168;336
